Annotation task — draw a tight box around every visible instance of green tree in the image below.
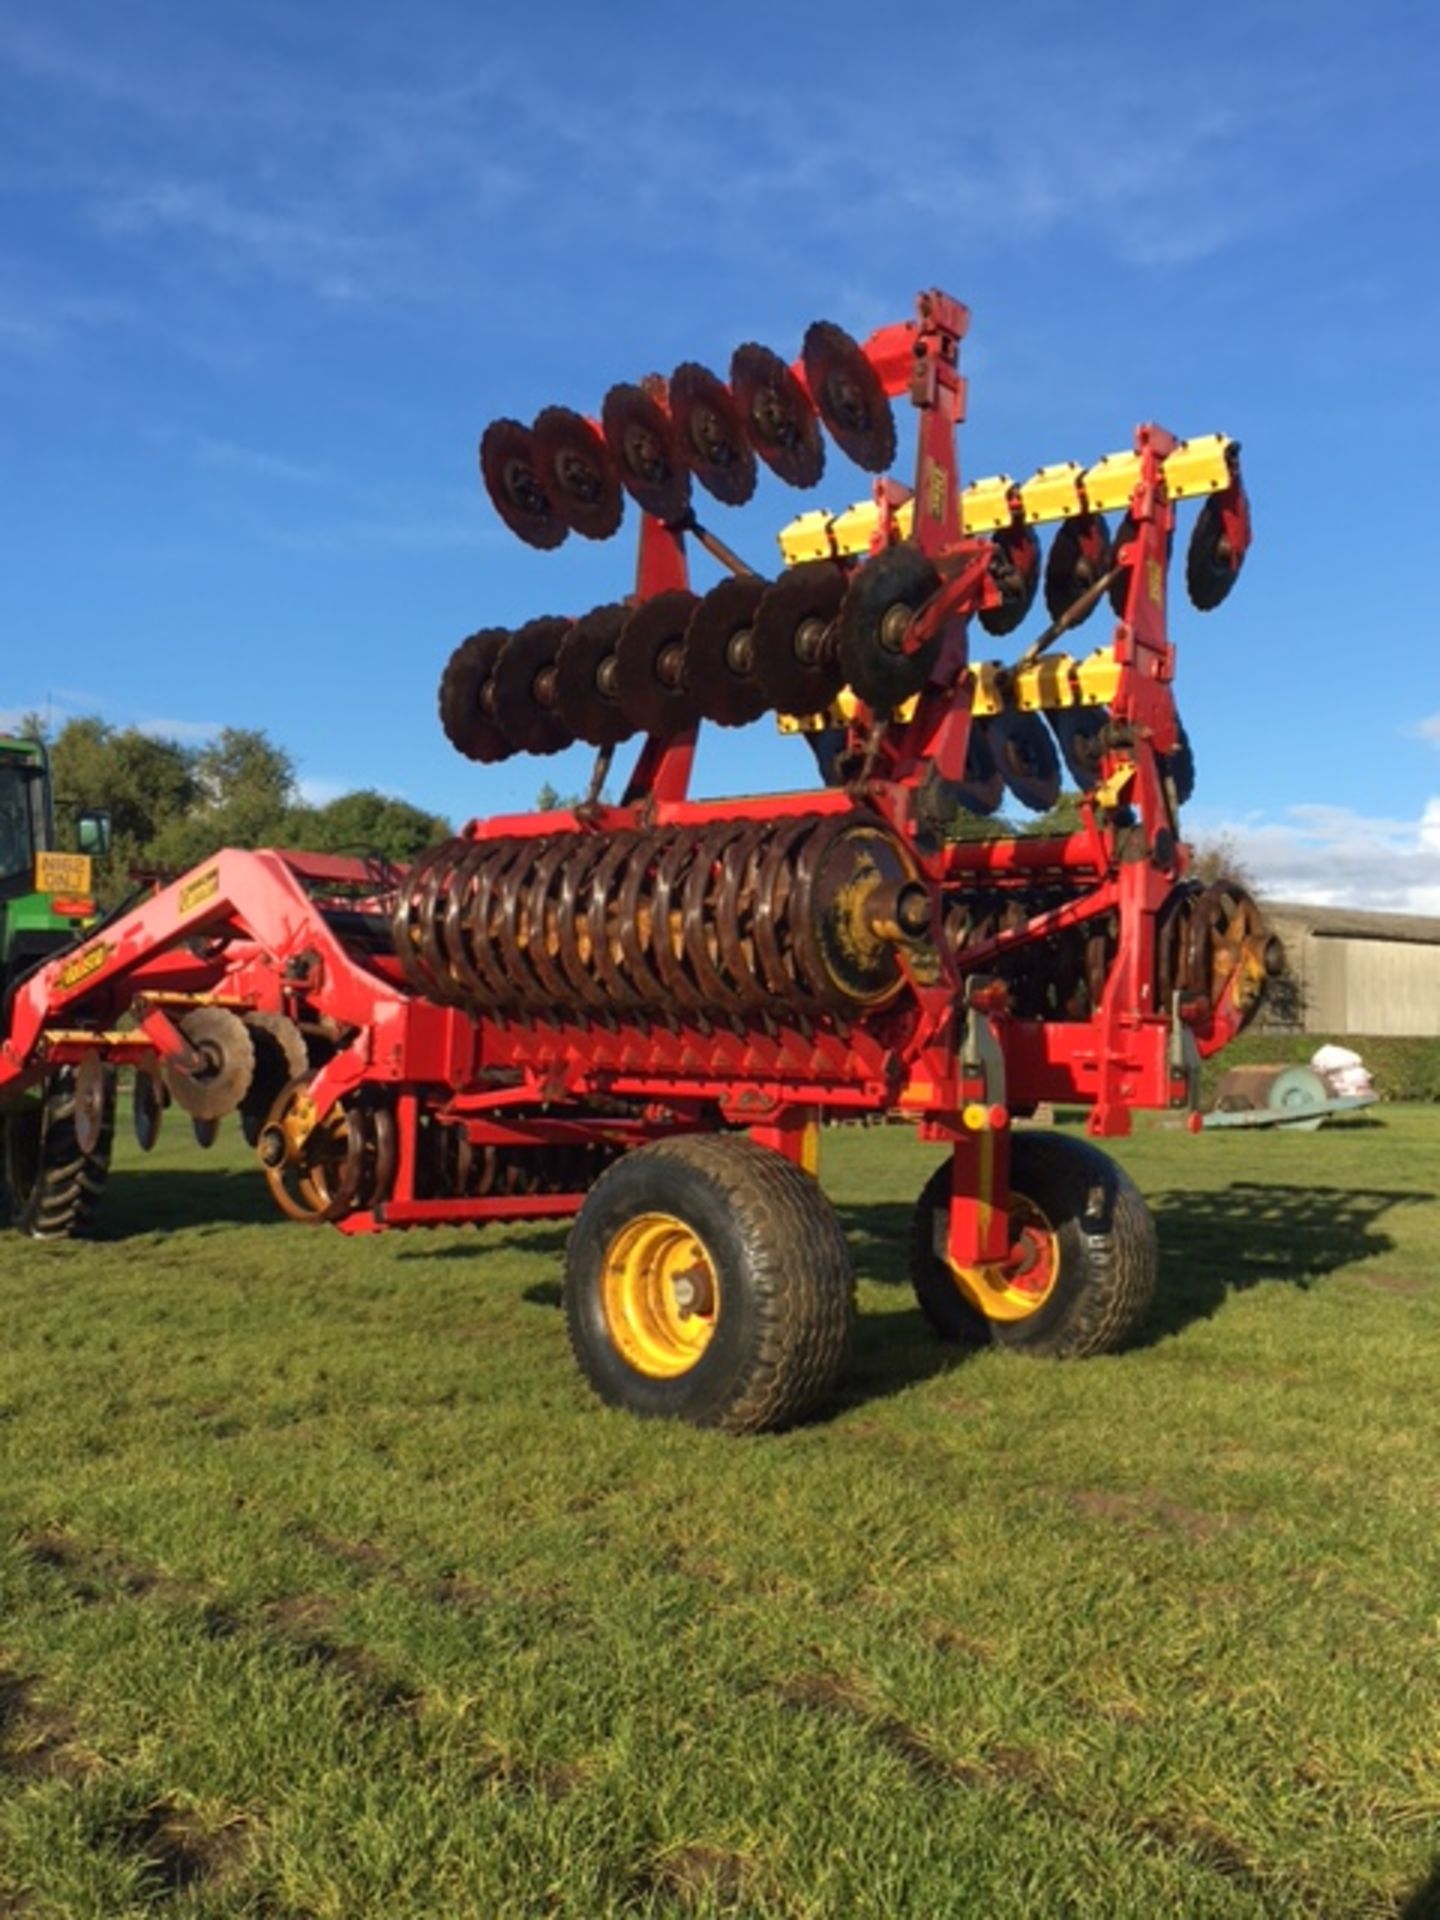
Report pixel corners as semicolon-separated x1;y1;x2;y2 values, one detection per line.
50;718;199;900
288;788;449;863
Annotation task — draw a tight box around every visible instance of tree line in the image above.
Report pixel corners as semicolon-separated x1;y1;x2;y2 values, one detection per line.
22;715;449;903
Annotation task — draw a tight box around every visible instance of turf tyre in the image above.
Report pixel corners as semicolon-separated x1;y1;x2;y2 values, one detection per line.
565;1133;854;1433
910;1132;1155;1356
3;1067;115;1240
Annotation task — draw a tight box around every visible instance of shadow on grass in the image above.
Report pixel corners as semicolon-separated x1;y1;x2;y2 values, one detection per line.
833;1180;1433;1367
1140;1181;1433;1343
1401;1861;1440;1920
96;1166;280;1236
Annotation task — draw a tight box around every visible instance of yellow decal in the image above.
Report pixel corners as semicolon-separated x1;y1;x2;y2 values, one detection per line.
178;867;220;916
35;851;92;895
55;941;113;994
1146;558;1164;605
924;459;947;520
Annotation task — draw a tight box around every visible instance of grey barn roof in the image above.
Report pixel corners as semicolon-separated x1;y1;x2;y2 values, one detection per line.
1263;900;1440;945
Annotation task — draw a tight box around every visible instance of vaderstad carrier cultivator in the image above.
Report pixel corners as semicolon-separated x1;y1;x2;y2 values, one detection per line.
0;289;1277;1430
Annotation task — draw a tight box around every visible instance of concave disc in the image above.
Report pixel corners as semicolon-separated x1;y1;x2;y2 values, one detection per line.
164;1007;256;1122
613;590;702;736
74;1054;110;1156
684;575;771;727
132;1069;164;1152
532;406;624;541
491;615;576;756
978;524;1041;637
988;709;1061;813
240;1013;309;1148
601;383;690;523
1043;512;1112;623
478;418;566;550
554;602;639;748
802;320;896;473
750;562;847;717
957;717;1005;815
438;628;516;764
1186;495;1244;610
1162;717;1196;805
1049;707;1109;789
835;545;942;710
670;362;757;506
730;342;824;489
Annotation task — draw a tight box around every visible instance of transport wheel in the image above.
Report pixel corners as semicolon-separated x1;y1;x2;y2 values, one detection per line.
909;1132;1155;1356
3;1068;114;1240
564;1134;854;1433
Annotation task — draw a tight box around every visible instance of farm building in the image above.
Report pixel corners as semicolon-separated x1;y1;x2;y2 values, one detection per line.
1261;901;1440;1036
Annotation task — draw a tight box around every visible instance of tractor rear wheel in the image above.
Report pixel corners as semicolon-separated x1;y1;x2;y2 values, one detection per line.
564;1134;854;1433
910;1132;1155;1356
3;1068;115;1240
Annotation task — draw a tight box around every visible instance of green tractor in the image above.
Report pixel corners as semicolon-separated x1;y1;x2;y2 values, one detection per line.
0;734;114;1238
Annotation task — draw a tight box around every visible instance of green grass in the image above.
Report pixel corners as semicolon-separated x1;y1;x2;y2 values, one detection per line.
2;1110;1439;1918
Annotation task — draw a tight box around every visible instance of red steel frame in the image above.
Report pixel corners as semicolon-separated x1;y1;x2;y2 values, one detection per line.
0;289;1256;1283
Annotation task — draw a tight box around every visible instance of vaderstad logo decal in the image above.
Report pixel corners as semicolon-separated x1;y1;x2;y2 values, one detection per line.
55;942;112;994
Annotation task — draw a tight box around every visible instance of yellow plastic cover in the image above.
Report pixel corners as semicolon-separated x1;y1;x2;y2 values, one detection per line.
1163;433;1232;499
1019;462;1084;523
959;475;1015;533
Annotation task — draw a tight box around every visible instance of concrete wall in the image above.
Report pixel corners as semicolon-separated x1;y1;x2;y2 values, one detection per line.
1309;936;1440;1036
1259;910;1440;1036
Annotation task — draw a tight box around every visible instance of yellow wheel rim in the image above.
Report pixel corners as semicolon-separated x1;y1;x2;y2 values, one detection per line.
601;1211;720;1378
949;1195;1060;1323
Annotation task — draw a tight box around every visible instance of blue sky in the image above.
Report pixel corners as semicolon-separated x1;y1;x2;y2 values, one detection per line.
1;0;1437;907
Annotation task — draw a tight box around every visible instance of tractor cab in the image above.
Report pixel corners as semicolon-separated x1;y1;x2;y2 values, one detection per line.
0;735;109;991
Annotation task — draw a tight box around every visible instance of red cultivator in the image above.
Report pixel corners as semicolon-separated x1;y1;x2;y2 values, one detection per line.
0;289;1276;1431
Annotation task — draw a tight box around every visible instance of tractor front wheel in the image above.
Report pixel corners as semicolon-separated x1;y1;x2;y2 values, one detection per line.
565;1134;854;1433
910;1131;1155;1357
3;1068;115;1240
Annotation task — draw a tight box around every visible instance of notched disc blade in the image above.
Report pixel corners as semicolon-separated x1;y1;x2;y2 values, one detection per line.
491;615;576;756
957;718;1005;815
132;1069;164;1152
554;602;638;748
601;383;690;523
685;575;770;726
730;343;824;489
670;363;757;506
978;524;1041;637
1186;495;1243;610
989;709;1061;813
1049;707;1109;789
1043;512;1112;623
614;590;702;736
751;562;847;717
532;406;624;541
74;1054;110;1156
802;321;896;473
241;1012;309;1148
164;1007;256;1122
836;545;943;711
193;1116;220;1149
438;628;517;765
1162;717;1196;805
479;418;567;550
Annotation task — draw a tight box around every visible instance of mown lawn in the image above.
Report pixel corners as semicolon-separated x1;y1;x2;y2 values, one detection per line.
1;1108;1438;1918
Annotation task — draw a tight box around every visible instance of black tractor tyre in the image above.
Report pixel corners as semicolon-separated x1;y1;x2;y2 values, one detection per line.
564;1133;854;1434
910;1131;1156;1357
3;1068;115;1240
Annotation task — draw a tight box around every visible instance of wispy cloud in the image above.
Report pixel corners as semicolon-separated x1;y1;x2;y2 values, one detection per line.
134;716;223;744
1205;798;1440;914
1416;713;1440;748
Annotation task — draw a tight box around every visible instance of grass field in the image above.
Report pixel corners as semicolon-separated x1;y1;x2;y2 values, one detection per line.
2;1108;1438;1918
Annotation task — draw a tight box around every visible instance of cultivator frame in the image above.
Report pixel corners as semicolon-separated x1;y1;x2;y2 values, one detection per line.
0;288;1276;1430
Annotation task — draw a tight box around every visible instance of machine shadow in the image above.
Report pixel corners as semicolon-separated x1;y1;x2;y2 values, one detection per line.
98;1166;283;1236
1400;1861;1440;1920
1139;1181;1432;1344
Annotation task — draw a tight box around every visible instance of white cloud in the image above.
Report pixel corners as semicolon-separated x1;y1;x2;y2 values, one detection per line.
1416;712;1440;747
297;777;346;807
1203;798;1440;914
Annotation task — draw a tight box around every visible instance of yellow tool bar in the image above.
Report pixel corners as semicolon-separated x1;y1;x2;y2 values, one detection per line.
775;646;1122;732
776;434;1235;565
